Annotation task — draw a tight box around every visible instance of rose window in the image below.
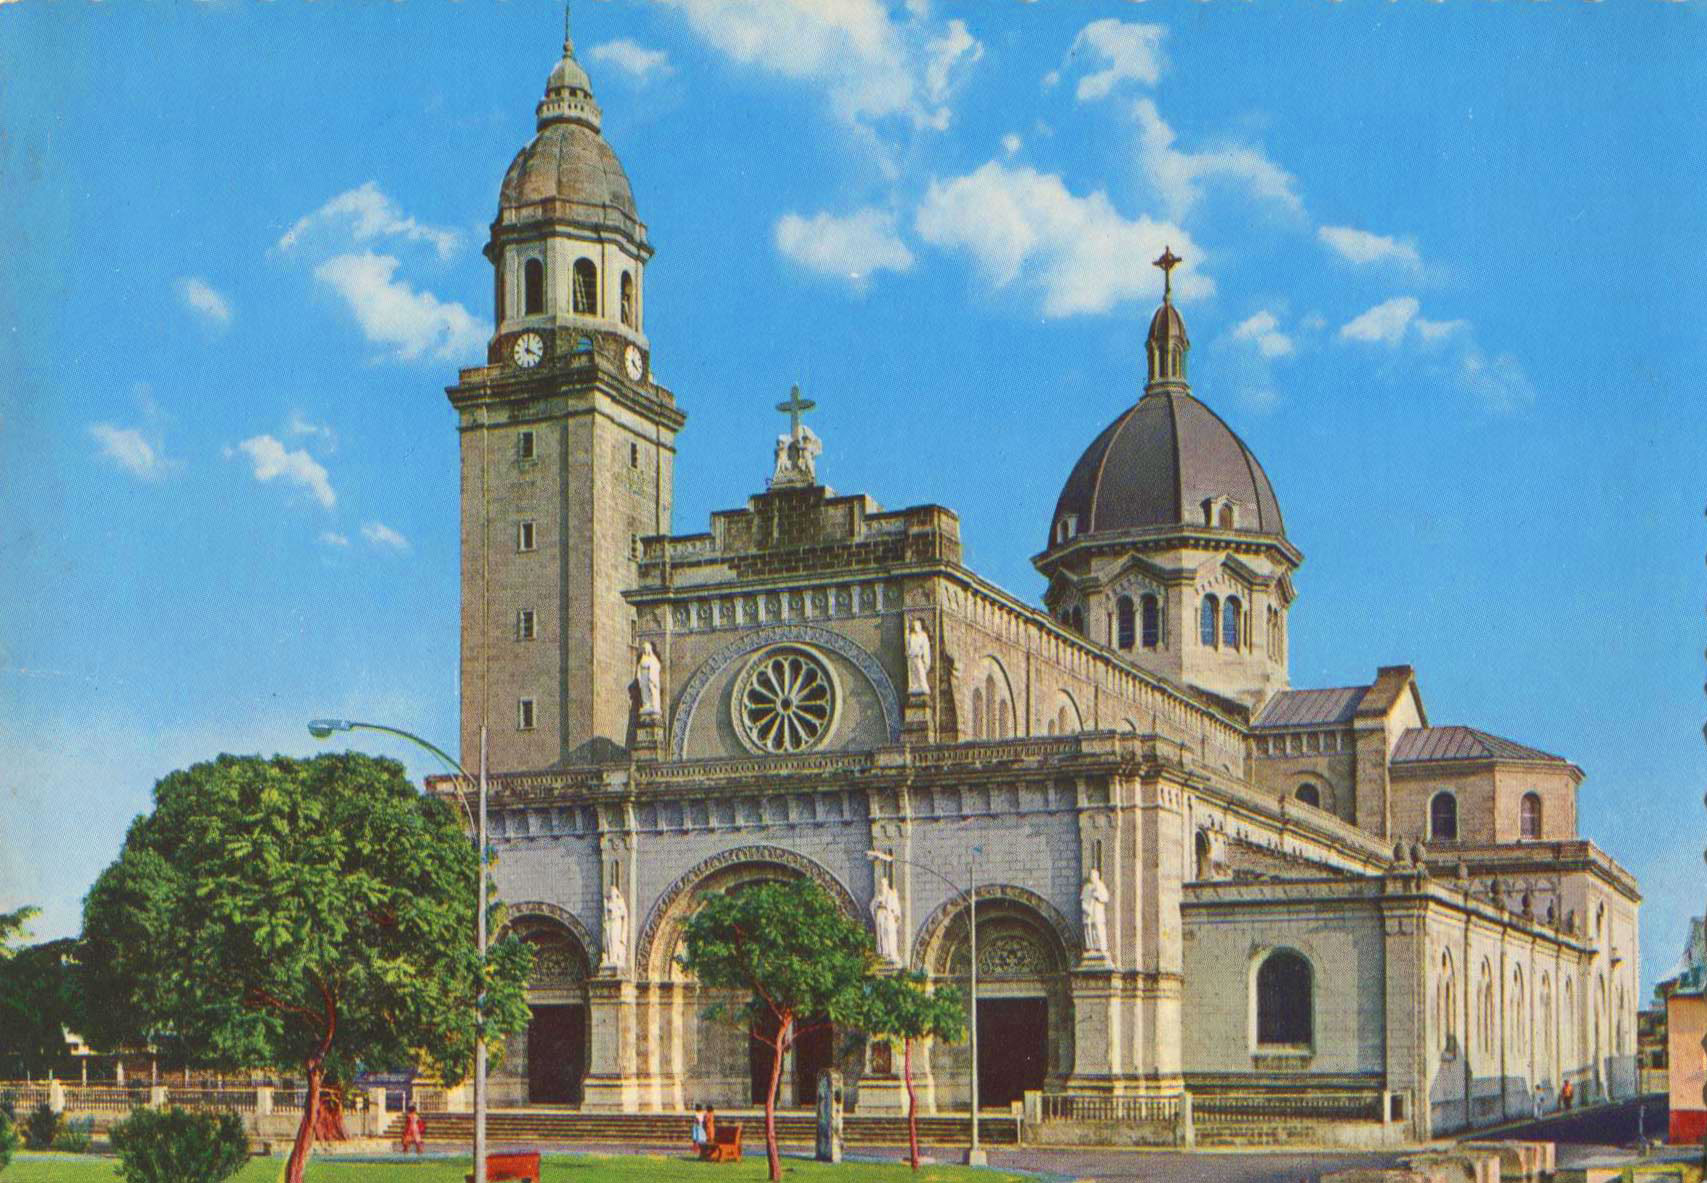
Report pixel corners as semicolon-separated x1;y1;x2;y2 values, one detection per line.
737;648;835;753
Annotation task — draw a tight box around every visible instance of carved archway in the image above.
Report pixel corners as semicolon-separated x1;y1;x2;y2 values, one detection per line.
501;901;597;957
911;884;1079;973
635;844;866;980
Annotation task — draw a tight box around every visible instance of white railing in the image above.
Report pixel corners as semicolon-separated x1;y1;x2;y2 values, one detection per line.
60;1086;152;1114
0;1084;53;1110
168;1088;258;1114
1193;1091;1384;1124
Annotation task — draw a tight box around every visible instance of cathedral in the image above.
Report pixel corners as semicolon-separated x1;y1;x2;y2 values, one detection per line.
437;28;1642;1143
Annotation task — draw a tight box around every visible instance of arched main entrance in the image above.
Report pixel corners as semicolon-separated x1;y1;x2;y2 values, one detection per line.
637;845;867;1109
505;906;593;1107
916;887;1076;1110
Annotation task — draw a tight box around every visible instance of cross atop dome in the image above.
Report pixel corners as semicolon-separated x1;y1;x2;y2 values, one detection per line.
770;383;822;489
1153;245;1183;302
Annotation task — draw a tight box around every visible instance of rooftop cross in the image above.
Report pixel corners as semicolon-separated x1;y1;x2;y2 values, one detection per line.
776;383;816;441
563;1;574;55
1153;245;1182;302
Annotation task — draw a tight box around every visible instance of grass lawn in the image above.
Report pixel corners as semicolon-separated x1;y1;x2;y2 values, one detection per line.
3;1151;1030;1182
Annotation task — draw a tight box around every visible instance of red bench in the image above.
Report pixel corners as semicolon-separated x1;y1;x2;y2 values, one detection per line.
464;1151;541;1183
697;1123;743;1163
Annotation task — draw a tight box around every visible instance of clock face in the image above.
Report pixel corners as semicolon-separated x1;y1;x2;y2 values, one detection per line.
624;344;644;381
512;333;544;369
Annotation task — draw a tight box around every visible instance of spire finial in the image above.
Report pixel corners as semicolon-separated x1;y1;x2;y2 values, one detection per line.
563;1;574;56
1153;245;1182;303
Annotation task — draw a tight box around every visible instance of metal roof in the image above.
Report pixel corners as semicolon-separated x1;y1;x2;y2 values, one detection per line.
1253;686;1369;729
1390;725;1567;765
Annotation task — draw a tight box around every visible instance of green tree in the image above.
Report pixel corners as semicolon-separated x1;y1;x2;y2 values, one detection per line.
79;753;533;1183
0;1103;17;1174
0;908;35;957
851;972;965;1170
679;878;873;1183
0;937;79;1078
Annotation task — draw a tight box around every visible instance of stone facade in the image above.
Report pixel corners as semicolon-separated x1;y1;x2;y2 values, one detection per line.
431;31;1643;1143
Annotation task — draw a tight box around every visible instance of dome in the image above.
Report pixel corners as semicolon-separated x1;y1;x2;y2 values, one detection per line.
499;121;640;226
1048;388;1286;549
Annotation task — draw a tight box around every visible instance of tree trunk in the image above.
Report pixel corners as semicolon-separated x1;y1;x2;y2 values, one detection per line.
285;1064;321;1183
764;1013;791;1183
904;1037;920;1170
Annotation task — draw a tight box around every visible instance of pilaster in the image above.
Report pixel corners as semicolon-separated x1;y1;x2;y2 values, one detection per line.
582;976;639;1111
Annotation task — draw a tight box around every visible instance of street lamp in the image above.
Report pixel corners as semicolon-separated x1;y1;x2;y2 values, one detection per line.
866;845;985;1167
308;718;491;1183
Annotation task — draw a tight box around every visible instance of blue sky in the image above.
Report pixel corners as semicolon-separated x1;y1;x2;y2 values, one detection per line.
1;1;1702;995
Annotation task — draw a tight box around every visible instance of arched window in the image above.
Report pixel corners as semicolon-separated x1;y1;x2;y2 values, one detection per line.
1520;792;1542;839
971;688;985;740
1217;504;1235;530
1140;594;1160;649
1057;705;1070;734
620;271;635;327
572;258;598;315
1430;792;1458;842
1222;596;1241;649
1479;960;1495;1056
997;700;1011;739
1200;595;1219;647
1440;951;1457;1054
523;258;545;315
1116;596;1136;650
1195;831;1213;881
984;675;997;740
1069;607;1085;635
1296;783;1321;808
1512;967;1526;1053
1256;950;1313;1047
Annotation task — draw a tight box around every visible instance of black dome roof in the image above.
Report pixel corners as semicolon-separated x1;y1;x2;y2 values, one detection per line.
1049;389;1285;550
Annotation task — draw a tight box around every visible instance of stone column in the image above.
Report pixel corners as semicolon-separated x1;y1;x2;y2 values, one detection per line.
1379;878;1430;1141
1136;773;1186;1091
582;976;639;1112
1065;965;1123;1093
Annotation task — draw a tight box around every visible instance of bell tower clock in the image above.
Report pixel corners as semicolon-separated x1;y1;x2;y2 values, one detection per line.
447;21;685;772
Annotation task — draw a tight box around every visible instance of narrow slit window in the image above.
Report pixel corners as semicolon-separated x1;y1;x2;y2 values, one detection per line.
1141;594;1160;649
518;429;536;461
517;698;536;731
518;520;537;552
1116;596;1136;650
517;609;537;640
523;258;545;315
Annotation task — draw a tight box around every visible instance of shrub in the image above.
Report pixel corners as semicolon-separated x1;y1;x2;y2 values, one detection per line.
53;1114;94;1152
0;1106;19;1172
21;1103;56;1151
110;1107;248;1183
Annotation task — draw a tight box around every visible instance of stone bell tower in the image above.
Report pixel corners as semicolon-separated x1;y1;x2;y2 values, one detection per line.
448;19;685;771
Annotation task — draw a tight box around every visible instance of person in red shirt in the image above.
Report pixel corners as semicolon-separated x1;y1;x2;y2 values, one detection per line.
401;1103;426;1153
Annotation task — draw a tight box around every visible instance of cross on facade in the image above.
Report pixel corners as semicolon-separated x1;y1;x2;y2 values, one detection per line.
1153;245;1182;301
776;383;816;441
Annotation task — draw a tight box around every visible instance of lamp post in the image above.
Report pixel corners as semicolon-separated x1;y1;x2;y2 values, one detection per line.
308;718;490;1183
866;845;985;1167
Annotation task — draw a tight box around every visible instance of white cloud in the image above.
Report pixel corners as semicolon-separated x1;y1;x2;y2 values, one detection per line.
588;39;673;81
1231;310;1295;359
312;252;485;363
286;411;338;453
923;19;982;109
89;423;170;482
1458;347;1536;413
235;434;336;511
1337;297;1534;412
318;531;351;548
1338;296;1420;346
656;0;979;133
774;207;915;288
176;276;232;327
1067;20;1165;102
915;161;1209;317
361;521;411;551
277;181;461;261
1001;133;1022;157
1317;225;1423;273
1134;98;1303;220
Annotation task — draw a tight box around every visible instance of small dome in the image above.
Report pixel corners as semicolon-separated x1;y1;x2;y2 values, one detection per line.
1048;388;1285;550
1148;301;1187;347
500;121;640;226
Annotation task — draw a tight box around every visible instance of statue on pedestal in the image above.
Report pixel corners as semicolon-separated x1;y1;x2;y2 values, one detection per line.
1080;868;1110;958
872;876;902;965
636;641;662;717
905;620;932;698
602;883;629;970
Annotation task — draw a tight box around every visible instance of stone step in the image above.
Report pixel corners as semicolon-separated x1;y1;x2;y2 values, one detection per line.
385;1111;1019;1146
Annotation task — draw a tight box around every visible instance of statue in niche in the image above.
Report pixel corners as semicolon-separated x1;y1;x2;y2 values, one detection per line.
602;883;629;970
1080;867;1111;957
871;876;902;965
905;620;932;697
635;641;662;717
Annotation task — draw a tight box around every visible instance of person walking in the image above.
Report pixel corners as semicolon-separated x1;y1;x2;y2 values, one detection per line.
1561;1078;1575;1110
690;1102;708;1155
401;1103;426;1154
1532;1082;1545;1119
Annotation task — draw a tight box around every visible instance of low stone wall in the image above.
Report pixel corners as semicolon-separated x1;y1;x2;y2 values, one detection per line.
1026;1117;1178;1147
